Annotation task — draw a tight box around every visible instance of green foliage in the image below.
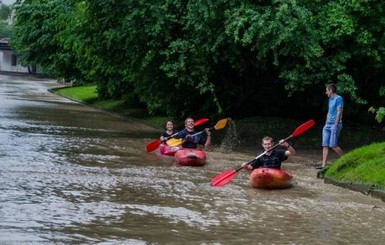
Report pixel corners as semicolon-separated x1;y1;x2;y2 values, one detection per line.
12;0;83;82
369;106;385;123
72;0;138;100
226;0;384;103
10;0;385;120
0;4;11;20
0;20;13;38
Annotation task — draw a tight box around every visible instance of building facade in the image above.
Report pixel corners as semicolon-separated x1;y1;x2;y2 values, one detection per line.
0;38;40;74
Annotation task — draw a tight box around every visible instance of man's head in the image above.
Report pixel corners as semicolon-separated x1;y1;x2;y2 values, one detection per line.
325;83;337;97
184;117;195;131
261;136;273;151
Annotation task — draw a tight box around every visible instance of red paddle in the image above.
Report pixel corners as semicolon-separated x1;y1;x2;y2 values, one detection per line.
210;119;315;187
145;118;210;152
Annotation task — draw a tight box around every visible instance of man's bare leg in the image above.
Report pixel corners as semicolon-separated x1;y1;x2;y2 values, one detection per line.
322;146;329;167
332;146;343;156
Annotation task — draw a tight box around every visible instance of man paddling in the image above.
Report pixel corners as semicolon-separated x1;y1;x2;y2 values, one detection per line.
175;117;211;149
241;136;295;172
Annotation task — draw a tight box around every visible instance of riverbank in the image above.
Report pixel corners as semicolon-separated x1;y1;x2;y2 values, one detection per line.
317;142;385;202
51;84;385;202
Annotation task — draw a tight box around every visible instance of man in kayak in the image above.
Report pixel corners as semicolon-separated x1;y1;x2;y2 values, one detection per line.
241;136;296;172
175;117;211;149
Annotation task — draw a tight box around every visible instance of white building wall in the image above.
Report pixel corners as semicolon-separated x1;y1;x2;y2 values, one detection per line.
0;49;29;73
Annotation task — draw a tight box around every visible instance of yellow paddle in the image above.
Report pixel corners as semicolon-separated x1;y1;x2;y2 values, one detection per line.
166;118;229;147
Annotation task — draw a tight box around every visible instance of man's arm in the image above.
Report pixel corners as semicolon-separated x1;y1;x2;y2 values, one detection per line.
336;106;343;125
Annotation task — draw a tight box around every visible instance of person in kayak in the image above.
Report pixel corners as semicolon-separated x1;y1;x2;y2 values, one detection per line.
241;136;296;172
175;117;211;149
160;120;178;142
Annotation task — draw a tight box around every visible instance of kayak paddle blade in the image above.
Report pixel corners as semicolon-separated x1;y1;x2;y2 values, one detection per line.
213;118;229;130
166;138;183;147
146;140;161;152
291;119;315;138
211;169;237;187
194;118;209;126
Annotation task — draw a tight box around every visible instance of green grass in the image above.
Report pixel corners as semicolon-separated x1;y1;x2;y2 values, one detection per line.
53;85;168;128
55;85;99;102
325;142;385;190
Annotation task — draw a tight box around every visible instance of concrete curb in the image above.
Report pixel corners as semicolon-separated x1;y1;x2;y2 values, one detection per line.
322;175;385;202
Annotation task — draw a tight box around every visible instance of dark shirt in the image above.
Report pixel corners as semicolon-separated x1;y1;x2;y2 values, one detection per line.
175;128;206;148
160;130;178;139
250;149;288;169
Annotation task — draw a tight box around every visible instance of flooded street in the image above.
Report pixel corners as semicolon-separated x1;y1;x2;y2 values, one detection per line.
1;75;384;244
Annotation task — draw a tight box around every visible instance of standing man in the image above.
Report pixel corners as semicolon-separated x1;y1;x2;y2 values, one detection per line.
318;83;344;169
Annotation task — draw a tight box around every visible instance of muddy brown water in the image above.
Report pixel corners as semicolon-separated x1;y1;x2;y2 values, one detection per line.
1;75;385;244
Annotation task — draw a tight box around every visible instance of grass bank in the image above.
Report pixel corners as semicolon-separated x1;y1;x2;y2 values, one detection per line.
324;143;385;190
53;84;385;194
52;85;169;127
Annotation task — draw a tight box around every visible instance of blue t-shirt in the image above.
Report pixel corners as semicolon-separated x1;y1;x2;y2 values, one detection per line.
175;129;206;148
327;95;343;124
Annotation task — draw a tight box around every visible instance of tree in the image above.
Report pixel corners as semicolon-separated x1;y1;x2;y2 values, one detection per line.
0;20;12;38
0;3;11;20
10;0;385;121
12;0;83;82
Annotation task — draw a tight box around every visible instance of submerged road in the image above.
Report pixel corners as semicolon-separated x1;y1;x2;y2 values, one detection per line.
1;75;384;244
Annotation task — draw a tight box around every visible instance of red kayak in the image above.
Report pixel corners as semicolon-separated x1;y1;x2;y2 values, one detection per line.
249;167;293;189
159;144;180;156
174;148;206;166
